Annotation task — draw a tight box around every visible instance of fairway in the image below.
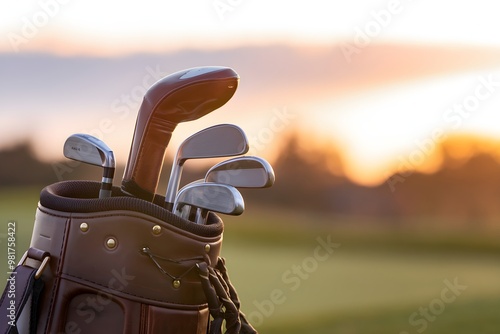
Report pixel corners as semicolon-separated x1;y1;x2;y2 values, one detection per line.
1;187;499;333
0;186;41;259
220;211;500;333
222;241;500;332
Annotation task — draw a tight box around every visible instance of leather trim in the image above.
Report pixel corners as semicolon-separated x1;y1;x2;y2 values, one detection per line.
39;180;223;238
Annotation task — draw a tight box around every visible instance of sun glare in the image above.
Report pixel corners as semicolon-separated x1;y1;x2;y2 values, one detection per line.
304;66;500;186
3;0;500;55
2;0;500;188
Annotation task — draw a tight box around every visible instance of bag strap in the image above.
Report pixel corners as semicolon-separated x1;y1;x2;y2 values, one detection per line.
0;248;50;334
215;258;257;334
197;258;258;334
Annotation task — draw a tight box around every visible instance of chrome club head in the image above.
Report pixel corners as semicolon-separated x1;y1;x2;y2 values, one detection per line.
205;156;275;188
63;133;115;198
177;156;275;222
173;182;244;223
164;124;249;210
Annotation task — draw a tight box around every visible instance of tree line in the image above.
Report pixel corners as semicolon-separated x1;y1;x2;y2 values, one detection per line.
2;135;500;229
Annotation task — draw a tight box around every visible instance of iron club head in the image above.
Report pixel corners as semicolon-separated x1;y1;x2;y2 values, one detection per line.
63;133;115;198
173;182;245;220
205;156;275;188
177;156;275;222
164;123;249;210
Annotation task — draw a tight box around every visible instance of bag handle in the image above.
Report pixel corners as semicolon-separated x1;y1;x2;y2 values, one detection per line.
0;248;50;334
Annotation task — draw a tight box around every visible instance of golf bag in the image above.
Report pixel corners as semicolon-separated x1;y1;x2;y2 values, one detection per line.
1;180;257;334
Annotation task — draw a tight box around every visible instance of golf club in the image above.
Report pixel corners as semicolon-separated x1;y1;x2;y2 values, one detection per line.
63;133;115;198
121;66;239;201
205;156;275;188
177;156;275;221
173;182;244;223
198;156;275;223
163;124;249;211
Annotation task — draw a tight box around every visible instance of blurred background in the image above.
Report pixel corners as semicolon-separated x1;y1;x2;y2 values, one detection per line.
1;1;500;333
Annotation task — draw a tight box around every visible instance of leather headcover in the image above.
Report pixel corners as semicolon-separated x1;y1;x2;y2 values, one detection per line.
122;66;239;201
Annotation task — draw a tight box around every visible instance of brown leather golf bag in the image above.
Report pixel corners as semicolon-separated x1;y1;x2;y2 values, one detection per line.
1;66;262;333
1;180;257;334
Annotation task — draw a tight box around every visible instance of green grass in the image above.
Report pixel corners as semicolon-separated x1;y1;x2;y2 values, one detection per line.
259;298;500;334
1;187;499;333
221;240;500;332
0;186;40;264
220;209;500;333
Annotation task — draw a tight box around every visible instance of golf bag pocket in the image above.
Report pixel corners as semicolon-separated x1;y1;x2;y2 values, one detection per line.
24;180;228;334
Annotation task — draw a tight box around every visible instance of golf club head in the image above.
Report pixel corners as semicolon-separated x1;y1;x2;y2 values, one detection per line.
64;134;114;168
164;124;249;210
173;182;244;217
63;133;115;198
122;66;239;201
205;156;275;188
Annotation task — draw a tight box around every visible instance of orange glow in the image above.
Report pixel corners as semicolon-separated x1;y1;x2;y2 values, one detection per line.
2;0;500;187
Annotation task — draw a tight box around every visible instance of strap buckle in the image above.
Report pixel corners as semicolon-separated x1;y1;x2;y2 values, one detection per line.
18;251;50;279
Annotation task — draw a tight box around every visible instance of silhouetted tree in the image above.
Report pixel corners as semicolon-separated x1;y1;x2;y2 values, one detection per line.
0;142;58;186
3;134;500;230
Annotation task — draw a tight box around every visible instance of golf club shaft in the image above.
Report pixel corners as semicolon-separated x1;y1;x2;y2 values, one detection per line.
179;205;194;220
195;208;208;225
99;166;115;198
164;160;182;211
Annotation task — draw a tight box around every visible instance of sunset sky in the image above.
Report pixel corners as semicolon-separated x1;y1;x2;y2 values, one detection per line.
1;0;500;186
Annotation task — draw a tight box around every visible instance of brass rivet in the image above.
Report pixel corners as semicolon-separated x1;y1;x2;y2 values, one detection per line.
152;225;161;235
204;244;211;253
172;279;181;289
106;238;117;249
80;222;89;232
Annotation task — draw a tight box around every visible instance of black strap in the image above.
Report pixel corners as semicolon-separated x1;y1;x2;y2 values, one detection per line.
197;258;258;334
0;262;45;334
216;259;257;334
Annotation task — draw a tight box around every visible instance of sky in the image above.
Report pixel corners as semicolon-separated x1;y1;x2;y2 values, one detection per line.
1;0;500;186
